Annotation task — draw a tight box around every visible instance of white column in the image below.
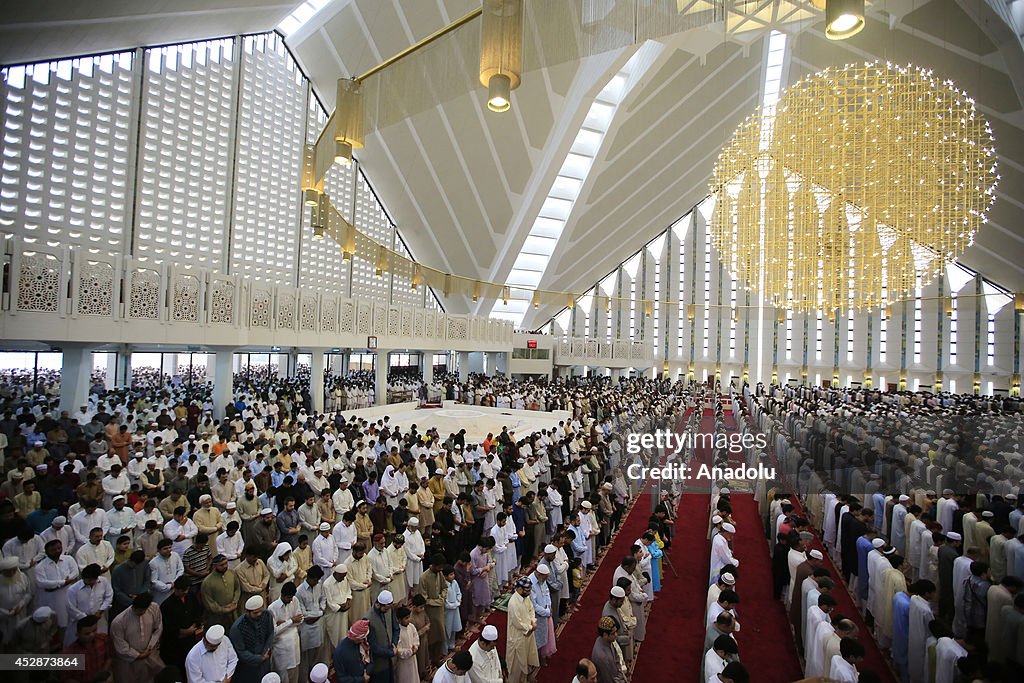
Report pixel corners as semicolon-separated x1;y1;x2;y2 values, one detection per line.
105;352;118;390
310;350;325;414
469;352;484;374
457;352;470;382
482;352;493;376
375;350;391;406
213;349;235;420
422;352;434;384
60;344;93;412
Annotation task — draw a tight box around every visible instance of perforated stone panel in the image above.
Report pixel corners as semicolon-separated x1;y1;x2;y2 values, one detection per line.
136;40;235;270
250;288;272;328
1;54;134;257
277;292;296;330
17;251;61;312
172;273;200;322
129;268;161;320
77;260;114;316
320;296;338;333
209;278;235;324
231;34;305;286
300;297;317;331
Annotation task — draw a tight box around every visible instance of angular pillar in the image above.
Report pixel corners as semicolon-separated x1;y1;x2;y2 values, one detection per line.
60;344;93;413
375;350;392;406
213;349;236;420
310;350;325;415
105;352;118;390
457;351;470;382
495;351;511;378
422;352;434;385
482;352;494;376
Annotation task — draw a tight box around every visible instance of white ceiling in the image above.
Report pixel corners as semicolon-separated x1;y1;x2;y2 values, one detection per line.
3;0;1023;328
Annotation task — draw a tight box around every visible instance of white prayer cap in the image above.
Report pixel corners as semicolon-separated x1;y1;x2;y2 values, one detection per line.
227;501;237;509
205;624;225;644
883;547;896;555
721;523;736;533
260;508;274;515
871;538;885;549
581;501;593;509
245;595;265;610
0;557;19;570
377;590;394;605
535;564;550;575
112;495;126;502
52;516;66;526
947;532;962;541
200;494;212;503
408;517;419;527
899;495;910;502
942;488;954;495
333;562;349;573
33;441;43;447
319;522;332;531
982;510;994;518
809;549;824;560
1008;494;1018;501
310;663;329;683
333;464;343;471
602;483;613;490
712;515;723;525
544;544;557;554
261;674;281;683
610;586;626;598
720;573;736;586
32;607;52;622
720;488;730;495
133;451;143;457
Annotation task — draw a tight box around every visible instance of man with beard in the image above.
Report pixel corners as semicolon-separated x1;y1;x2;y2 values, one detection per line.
229;595;275;683
419;554;449;664
345;542;373;619
61;615;112;683
250;507;280;559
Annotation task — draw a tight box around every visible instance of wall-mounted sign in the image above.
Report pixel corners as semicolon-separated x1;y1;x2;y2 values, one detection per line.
367;336;378;349
527;339;537;349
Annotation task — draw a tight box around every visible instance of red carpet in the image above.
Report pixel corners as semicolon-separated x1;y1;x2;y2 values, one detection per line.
631;407;714;681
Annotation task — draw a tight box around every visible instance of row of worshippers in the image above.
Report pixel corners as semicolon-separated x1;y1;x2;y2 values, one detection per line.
703;484;750;683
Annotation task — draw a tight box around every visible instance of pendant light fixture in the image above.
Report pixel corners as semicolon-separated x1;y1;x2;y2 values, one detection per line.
334;78;364;166
479;0;524;112
824;0;865;40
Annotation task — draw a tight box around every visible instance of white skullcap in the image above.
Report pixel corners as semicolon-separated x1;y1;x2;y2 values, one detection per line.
899;495;910;502
610;586;626;598
205;624;225;644
711;515;723;525
982;510;994;518
261;674;281;683
200;494;212;503
871;538;885;548
809;549;824;560
942;488;954;495
602;482;613;490
52;516;66;526
408;517;419;526
720;488;730;495
319;522;332;531
245;595;265;610
581;501;592;509
0;557;19;570
227;501;237;509
544;544;557;554
377;590;394;605
310;663;329;683
32;607;53;622
947;532;962;541
535;564;550;575
720;573;736;586
260;508;273;515
721;523;736;533
481;624;499;641
333;562;349;573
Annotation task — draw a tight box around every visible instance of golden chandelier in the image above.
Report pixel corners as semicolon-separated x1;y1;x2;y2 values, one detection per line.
709;61;999;313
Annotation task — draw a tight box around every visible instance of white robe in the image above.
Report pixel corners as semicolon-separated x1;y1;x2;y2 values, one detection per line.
908;594;934;683
805;619;832;678
404;529;425;589
269;597;302;673
935;636;967;683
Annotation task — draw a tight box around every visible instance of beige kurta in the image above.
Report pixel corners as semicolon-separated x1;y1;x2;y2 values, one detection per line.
346;554;373;619
875;568;908;640
395;621;421;683
506;592;539;683
237;557;270;603
193;507;224;553
110;603;164;682
323;573;353;647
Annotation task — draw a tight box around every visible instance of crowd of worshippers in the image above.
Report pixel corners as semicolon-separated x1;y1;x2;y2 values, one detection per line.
737;382;1024;683
0;372;684;683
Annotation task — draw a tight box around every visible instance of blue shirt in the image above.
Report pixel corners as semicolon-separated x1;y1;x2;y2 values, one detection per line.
856;536;874;601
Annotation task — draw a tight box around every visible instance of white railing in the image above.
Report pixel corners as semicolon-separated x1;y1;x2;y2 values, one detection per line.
553;336;653;367
0;238;513;352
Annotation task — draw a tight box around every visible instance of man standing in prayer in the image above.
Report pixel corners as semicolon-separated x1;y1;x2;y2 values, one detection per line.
368;590;399;683
229;594;275;683
296;565;328;680
419;554;448;664
237;545;270;608
0;555;31;646
110;592;164;681
531;563;556;664
403;517;425;594
710;523;739;583
468;624;503;683
202;553;241;630
185;623;238;683
159;576;204;674
591;616;627;683
507;576;539;683
345;542;373;620
269;581;302;683
36;538;81;637
323;561;353;648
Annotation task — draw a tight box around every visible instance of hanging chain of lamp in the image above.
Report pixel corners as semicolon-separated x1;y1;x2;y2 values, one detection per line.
709;61;999;314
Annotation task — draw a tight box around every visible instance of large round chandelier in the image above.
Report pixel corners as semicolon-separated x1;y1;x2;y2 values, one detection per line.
709;61;999;313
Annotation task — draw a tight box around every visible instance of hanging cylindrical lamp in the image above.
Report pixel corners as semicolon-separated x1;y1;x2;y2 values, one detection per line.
472;282;481;303
567;296;575;310
341;221;355;260
479;0;524;113
776;308;787;323
643;302;652;318
302;143;320;206
411;267;423;290
312;193;329;240
443;275;452;297
532;291;541;309
686;304;696;321
334;78;365;166
1015;293;1024;312
825;0;865;40
501;286;510;306
604;296;611;313
375;245;388;277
